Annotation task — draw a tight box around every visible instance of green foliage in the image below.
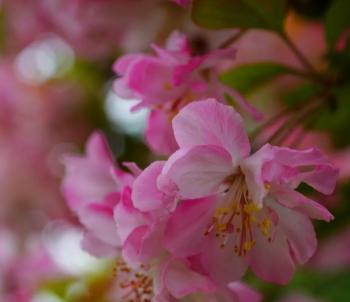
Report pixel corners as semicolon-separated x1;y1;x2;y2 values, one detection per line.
315;83;350;147
220;62;295;95
328;41;350;83
325;0;350;48
191;0;287;32
283;82;322;107
316;182;350;238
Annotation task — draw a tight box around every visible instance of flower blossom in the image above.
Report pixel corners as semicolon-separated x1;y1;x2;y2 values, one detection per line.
113;32;261;155
113;161;261;302
61;131;135;257
62;131;261;301
158;99;338;285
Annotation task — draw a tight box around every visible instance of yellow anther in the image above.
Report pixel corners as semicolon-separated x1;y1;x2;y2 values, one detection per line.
243;202;260;214
222;207;230;215
260;218;272;237
215;208;223;216
243;240;255;252
217;224;227;232
264;182;271;190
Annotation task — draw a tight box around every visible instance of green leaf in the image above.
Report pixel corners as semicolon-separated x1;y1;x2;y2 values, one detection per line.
283;82;322;107
315;83;350;147
325;0;350;48
220;62;294;95
192;0;287;32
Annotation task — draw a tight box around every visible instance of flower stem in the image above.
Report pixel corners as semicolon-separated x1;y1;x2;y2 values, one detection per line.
267;97;325;146
219;29;247;49
279;31;323;82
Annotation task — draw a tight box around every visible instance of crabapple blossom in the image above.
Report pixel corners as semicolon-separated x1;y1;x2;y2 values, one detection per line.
113;161;261;302
62;131;135;257
113;32;261;155
110;256;260;302
62;132;261;302
159;99;338;285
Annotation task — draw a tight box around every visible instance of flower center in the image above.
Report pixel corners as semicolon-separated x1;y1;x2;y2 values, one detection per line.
114;259;154;302
204;174;274;256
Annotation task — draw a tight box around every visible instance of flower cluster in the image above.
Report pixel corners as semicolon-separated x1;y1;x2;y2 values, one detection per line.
62;74;338;300
113;32;262;155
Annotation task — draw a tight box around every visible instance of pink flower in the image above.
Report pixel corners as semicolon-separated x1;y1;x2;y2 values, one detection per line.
62;131;134;257
311;225;350;271
114;161;261;302
113;32;260;155
110;256;260;302
160;99;338;285
0;229;62;302
4;0;157;58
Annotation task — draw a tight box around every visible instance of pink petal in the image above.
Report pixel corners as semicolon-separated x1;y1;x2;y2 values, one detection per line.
113;78;135;99
132;161;170;212
145;110;178;156
81;232;118;258
122;161;142;177
163;258;217;299
127;58;181;104
289;165;338;195
248;229;295;285
221;86;264;121
274;146;331;167
228;282;262;302
201;236;247;285
165;31;191;54
273;146;338;194
172;99;250;161
61;131;118;211
114;187;149;243
241;144;275;206
79;202;121;247
162;145;234;199
122;224;163;266
164;196;217;257
86;131;115;164
268;200;317;265
272;185;333;221
112;54;143;74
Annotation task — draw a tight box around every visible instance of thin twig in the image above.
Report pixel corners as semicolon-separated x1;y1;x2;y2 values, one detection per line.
268;97;325;146
219;29;247;49
250;106;290;141
280;31;323;82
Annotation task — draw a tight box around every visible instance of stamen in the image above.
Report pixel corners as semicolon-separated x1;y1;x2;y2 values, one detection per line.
205;174;275;257
114;259;154;302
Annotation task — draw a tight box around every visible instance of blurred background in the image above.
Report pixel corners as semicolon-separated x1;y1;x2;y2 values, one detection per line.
0;0;349;301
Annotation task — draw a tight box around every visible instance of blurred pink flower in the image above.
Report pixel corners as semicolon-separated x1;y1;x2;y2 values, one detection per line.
0;61;91;230
113;32;260;155
3;0;158;58
62;131;134;257
311;226;350;271
0;228;61;301
159;99;337;284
